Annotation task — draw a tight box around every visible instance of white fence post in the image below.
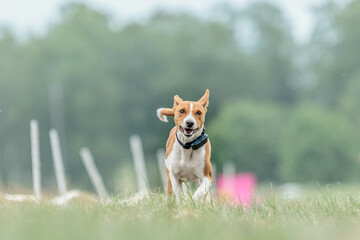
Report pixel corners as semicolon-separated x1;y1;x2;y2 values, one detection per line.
30;120;41;199
49;129;67;195
222;161;236;192
129;135;149;192
223;161;236;176
80;148;109;199
156;148;167;190
212;164;217;191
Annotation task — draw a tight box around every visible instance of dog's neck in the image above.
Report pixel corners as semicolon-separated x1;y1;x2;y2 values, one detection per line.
176;126;204;144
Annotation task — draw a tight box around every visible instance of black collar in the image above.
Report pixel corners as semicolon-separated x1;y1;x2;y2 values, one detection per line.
176;127;208;150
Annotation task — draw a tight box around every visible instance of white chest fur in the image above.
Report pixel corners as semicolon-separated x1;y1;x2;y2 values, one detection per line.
165;141;206;183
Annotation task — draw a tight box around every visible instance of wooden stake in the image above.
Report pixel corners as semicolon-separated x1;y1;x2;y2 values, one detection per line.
129;135;148;191
80;148;109;199
30;120;41;199
49;129;67;195
156;148;167;190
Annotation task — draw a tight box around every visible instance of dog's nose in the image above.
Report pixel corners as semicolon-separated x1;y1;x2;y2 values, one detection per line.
186;121;194;128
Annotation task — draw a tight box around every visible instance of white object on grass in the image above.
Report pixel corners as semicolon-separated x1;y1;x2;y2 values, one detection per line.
120;189;149;205
278;183;303;200
129;135;149;192
4;194;38;202
80;148;109;199
50;190;81;205
49;129;67;195
50;190;98;206
30;120;41;199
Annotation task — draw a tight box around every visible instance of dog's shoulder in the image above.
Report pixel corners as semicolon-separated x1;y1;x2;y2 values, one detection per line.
204;140;212;182
165;127;177;159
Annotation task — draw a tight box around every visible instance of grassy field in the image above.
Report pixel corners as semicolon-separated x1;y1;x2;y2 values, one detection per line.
1;187;360;240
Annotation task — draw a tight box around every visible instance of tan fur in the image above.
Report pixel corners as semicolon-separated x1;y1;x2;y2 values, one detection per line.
173;101;207;132
204;141;213;182
165;127;177;159
160;108;174;117
165;127;176;195
166;167;172;194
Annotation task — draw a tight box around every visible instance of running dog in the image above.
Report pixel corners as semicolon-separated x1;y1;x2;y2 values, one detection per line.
156;89;212;200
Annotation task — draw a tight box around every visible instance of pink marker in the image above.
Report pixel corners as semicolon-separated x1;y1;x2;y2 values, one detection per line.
217;173;257;207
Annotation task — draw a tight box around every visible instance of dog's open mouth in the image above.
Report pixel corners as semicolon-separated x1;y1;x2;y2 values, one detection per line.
180;126;199;137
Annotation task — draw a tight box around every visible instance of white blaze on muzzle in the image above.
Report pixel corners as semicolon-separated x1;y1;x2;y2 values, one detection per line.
183;103;196;127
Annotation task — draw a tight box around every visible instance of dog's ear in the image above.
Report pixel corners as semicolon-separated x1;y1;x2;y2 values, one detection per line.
157;108;174;122
198;89;209;108
173;95;183;109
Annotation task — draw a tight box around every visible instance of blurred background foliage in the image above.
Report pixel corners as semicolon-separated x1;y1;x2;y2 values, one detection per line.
0;0;360;192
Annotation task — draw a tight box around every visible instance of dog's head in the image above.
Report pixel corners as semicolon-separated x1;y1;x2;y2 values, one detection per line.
157;89;209;138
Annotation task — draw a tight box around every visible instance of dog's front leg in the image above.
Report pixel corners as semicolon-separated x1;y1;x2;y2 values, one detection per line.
169;172;183;200
192;177;211;200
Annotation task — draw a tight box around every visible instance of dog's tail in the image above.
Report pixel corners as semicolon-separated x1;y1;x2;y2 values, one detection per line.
156;108;174;122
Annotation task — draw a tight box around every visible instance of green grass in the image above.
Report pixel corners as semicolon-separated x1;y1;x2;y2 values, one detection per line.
1;187;360;240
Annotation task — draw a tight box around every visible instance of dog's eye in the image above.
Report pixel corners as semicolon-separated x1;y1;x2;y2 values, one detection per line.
179;109;185;113
196;111;202;115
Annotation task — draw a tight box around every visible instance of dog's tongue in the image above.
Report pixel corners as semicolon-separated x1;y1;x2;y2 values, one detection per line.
185;128;193;134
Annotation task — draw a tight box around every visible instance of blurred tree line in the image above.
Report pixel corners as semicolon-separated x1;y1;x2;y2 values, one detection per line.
0;1;360;192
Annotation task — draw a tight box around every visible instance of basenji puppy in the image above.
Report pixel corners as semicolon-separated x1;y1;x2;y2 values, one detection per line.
156;89;212;200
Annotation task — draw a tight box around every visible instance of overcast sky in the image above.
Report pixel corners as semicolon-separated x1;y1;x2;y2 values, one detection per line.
0;0;346;42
